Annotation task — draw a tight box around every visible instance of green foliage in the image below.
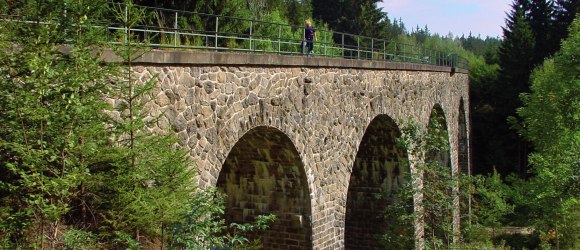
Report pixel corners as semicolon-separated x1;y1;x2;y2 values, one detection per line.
512;16;580;249
170;188;276;250
61;229;98;250
475;0;577;176
80;2;198;246
459;34;501;64
0;0;113;247
470;170;514;238
170;188;227;249
313;0;387;38
383;115;474;249
112;230;141;250
456;240;512;250
380;171;415;249
390;114;515;249
1;1;274;249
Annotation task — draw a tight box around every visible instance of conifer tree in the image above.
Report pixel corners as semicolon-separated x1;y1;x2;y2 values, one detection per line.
0;0;113;247
491;1;536;175
313;0;387;37
553;0;580;48
80;2;196;246
528;0;556;65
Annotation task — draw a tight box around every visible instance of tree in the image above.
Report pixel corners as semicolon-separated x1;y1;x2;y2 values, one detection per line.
480;0;536;176
313;0;388;39
552;0;579;53
473;0;577;176
471;171;514;239
1;1;274;248
514;16;579;249
383;114;474;249
528;0;555;64
0;0;114;247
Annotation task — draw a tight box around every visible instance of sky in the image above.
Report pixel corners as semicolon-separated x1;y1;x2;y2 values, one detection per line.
377;0;513;38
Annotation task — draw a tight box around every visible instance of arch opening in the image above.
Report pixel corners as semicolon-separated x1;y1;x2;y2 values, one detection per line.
216;126;312;249
345;115;411;249
427;105;451;169
424;105;455;243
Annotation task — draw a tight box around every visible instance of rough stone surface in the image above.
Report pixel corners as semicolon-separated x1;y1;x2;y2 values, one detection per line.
128;57;470;250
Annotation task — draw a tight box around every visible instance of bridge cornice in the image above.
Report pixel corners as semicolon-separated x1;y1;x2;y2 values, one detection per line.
103;49;468;74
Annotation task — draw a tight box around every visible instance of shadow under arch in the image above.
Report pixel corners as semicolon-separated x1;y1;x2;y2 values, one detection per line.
216;126;312;249
345;115;411;250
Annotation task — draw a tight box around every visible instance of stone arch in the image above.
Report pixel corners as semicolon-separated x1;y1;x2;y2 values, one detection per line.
457;99;468;175
424;104;456;243
344;115;410;250
427;104;451;169
216;126;312;249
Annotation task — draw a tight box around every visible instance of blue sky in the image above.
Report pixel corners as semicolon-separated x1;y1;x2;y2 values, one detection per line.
377;0;513;38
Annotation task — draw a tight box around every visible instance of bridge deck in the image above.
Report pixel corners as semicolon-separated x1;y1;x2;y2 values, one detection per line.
103;49;468;74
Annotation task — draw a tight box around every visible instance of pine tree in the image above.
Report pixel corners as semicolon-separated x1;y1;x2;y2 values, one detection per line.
491;2;535;175
80;2;197;247
313;0;387;37
528;0;556;65
0;0;113;247
552;0;580;47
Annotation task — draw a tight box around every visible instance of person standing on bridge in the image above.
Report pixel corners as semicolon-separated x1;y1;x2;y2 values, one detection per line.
302;19;317;56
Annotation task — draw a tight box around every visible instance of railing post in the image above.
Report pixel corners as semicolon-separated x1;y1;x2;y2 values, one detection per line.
403;43;406;62
383;40;386;61
215;16;219;49
249;21;253;51
278;25;281;54
357;36;360;59
323;31;327;56
394;43;397;61
174;11;178;47
371;38;374;60
341;33;345;57
124;4;128;45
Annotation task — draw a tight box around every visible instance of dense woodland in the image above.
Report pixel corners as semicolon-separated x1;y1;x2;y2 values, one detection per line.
0;0;578;249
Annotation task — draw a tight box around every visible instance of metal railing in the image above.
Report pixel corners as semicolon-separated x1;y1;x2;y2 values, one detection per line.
2;2;468;70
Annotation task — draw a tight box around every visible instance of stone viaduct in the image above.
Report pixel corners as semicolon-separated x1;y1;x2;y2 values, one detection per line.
125;50;470;250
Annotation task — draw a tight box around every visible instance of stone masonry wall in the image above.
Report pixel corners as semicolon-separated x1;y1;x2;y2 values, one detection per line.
128;51;470;250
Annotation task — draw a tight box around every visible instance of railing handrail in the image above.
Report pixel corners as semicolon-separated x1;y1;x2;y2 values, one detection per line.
1;2;469;70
